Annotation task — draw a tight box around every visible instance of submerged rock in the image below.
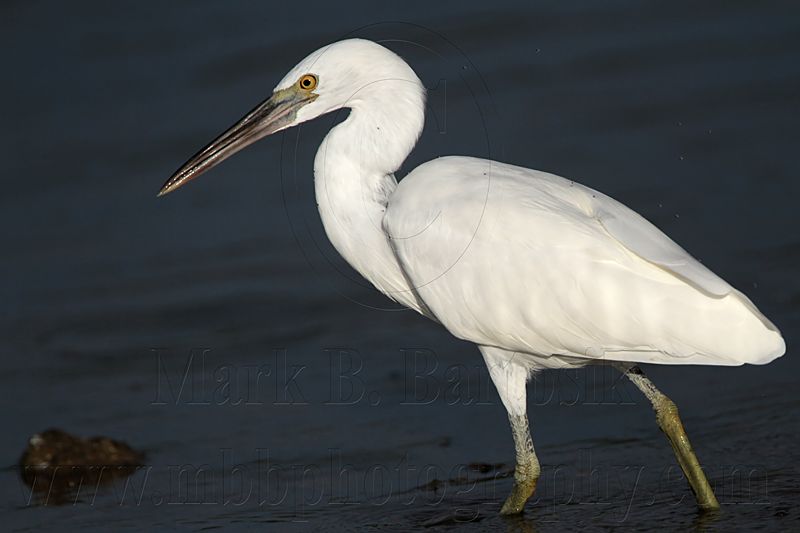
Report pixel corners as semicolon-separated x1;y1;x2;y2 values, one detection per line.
19;428;144;500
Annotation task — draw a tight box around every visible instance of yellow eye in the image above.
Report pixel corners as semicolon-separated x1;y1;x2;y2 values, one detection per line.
298;74;318;91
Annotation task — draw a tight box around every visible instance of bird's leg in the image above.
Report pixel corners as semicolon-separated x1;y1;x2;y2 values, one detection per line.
621;365;720;511
480;347;540;515
502;411;540;515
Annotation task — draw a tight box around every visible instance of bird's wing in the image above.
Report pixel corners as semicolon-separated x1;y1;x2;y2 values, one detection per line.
591;195;731;296
383;156;783;366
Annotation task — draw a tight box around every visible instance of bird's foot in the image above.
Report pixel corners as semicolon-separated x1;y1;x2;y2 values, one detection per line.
655;397;720;511
500;473;538;515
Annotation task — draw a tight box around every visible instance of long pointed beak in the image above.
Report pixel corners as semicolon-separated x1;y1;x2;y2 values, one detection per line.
158;87;315;197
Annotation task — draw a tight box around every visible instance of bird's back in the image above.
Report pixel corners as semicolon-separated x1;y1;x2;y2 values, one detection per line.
383;156;785;366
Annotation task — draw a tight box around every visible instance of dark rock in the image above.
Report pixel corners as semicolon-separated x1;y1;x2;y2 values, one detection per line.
19;428;144;501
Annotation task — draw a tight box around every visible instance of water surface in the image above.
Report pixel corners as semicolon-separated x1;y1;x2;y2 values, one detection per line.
1;1;799;530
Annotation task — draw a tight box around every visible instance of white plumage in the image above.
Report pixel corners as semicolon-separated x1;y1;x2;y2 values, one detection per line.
161;38;785;514
296;40;784;371
386;156;784;368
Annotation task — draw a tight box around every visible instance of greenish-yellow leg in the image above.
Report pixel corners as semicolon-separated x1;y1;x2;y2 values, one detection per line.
624;366;720;510
480;346;540;515
500;413;540;515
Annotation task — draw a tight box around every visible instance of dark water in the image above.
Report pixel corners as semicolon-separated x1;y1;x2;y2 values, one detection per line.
2;1;799;530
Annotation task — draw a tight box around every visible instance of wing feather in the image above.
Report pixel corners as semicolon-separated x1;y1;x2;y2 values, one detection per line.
384;156;783;366
591;196;732;296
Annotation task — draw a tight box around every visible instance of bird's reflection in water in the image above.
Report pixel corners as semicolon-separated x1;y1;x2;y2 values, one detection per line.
501;513;538;533
692;508;721;531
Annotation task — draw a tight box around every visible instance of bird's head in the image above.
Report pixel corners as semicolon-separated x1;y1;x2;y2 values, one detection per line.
158;38;423;196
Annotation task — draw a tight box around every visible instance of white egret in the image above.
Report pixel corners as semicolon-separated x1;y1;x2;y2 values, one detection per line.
159;39;785;514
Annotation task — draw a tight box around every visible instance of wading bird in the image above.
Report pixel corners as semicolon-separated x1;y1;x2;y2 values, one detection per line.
159;39;785;514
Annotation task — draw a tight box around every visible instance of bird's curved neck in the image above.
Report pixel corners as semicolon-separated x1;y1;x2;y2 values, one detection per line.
313;81;425;298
